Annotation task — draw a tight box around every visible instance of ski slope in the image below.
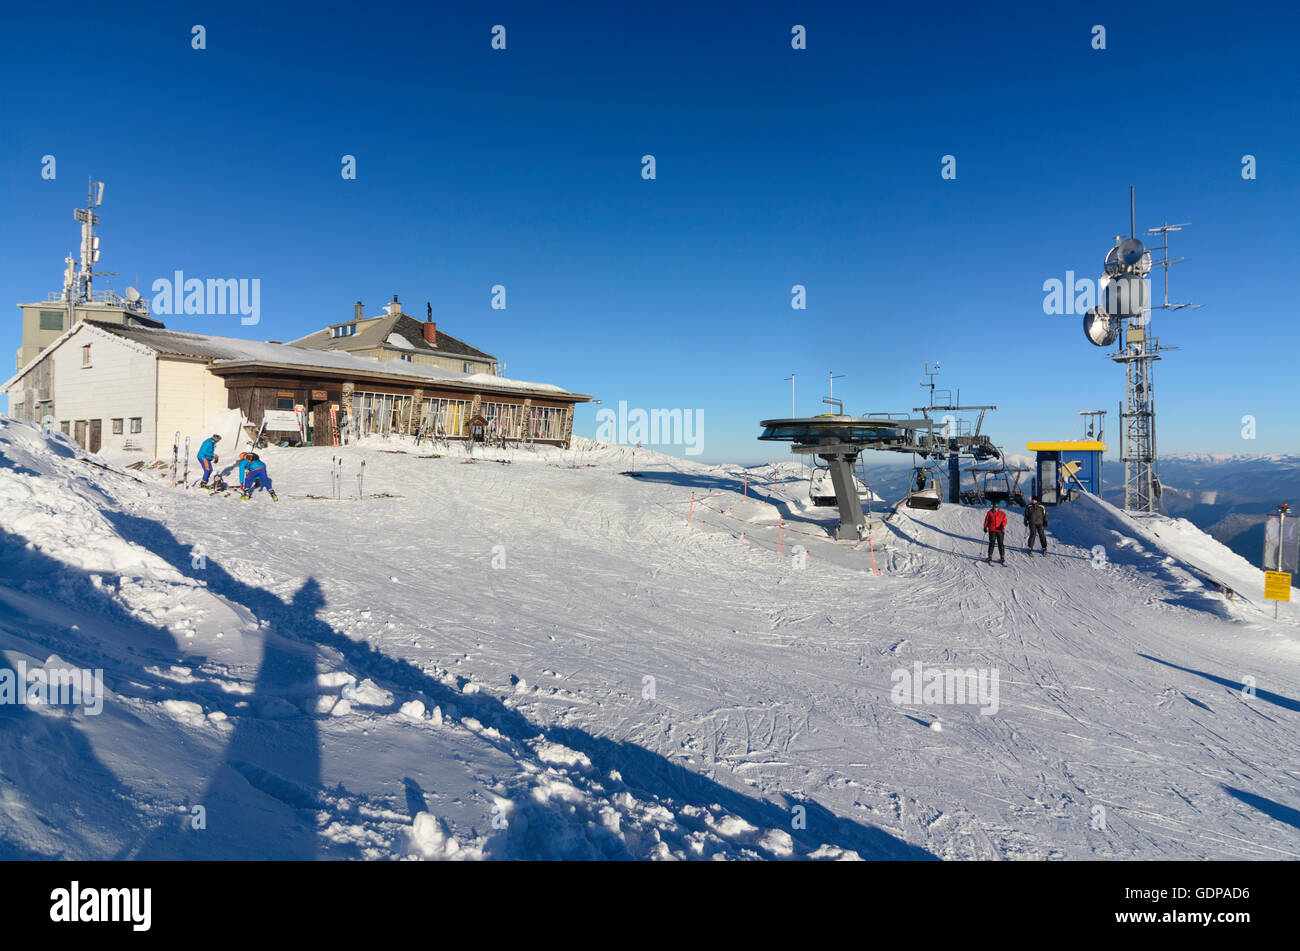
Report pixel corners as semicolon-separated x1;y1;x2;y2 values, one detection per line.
1;417;1297;860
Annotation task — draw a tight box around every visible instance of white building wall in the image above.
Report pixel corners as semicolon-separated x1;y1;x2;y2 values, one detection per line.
48;325;158;457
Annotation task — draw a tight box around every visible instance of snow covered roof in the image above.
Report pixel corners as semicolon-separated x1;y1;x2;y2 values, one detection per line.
288;313;497;362
2;320;586;401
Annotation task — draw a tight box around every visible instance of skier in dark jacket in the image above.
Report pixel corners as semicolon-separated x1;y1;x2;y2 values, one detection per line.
239;453;278;501
1024;496;1049;554
196;434;221;488
983;501;1007;564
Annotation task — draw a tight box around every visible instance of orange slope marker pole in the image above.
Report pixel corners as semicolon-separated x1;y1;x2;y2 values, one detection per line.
688;492;695;523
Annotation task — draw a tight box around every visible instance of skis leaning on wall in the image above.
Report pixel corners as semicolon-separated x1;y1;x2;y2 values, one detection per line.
171;433;180;487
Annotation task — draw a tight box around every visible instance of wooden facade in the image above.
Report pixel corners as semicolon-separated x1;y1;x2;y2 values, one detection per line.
210;363;584;448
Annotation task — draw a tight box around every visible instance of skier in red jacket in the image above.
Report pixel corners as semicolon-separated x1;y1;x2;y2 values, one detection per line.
983;500;1007;564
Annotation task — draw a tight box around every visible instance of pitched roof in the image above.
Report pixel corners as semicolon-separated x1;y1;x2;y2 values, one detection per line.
77;321;581;398
287;313;497;362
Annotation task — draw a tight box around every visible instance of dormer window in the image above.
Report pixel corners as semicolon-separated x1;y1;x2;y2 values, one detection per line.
331;324;357;338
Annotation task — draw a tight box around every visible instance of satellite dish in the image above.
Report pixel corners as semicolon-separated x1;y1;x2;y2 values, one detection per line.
1084;306;1118;347
125;286;141;303
1104;246;1123;276
1105;241;1152;276
1118;237;1145;266
1106;241;1151;276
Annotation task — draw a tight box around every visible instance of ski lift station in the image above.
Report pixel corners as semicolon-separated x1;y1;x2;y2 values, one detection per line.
1026;439;1106;504
759;363;1115;542
758;387;1000;541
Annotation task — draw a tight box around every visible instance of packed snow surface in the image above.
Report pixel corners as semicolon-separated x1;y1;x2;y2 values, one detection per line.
0;420;1297;860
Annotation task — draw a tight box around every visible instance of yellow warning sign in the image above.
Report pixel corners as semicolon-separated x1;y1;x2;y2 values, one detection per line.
1264;571;1292;601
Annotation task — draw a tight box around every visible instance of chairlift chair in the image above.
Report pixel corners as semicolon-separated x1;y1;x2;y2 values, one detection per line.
978;466;1029;508
905;463;943;510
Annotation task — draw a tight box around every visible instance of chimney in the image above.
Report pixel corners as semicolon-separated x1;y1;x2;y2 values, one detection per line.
386;295;401;317
423;319;437;347
354;301;363;321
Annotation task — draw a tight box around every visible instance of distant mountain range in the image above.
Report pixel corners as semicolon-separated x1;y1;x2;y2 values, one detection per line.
1102;455;1299;566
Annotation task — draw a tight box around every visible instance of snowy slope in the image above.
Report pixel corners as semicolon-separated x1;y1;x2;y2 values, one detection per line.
1;419;1298;860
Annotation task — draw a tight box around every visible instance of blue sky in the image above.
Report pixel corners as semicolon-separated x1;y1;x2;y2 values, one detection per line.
1;0;1296;463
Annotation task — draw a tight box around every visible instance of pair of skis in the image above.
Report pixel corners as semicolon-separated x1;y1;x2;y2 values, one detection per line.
171;432;192;488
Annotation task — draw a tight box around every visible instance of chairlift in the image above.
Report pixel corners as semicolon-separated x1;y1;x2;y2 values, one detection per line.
905;463;942;510
809;462;876;513
967;464;1032;507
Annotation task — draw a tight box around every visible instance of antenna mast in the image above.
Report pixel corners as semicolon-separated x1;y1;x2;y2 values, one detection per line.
1105;189;1199;514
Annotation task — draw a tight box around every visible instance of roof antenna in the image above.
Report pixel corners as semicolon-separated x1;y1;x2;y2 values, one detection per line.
1130;185;1136;240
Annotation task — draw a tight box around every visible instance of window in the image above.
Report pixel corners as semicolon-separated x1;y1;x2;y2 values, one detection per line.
481;401;524;438
276;397;294;410
462;362;472;373
39;310;63;331
81;345;92;367
60;421;70;435
528;406;567;440
418;397;472;438
130;418;142;434
353;391;397;436
332;324;357;338
112;418;124;435
400;353;412;362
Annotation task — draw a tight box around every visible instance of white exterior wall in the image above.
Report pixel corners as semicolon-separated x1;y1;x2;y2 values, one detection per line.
47;325;158;457
156;358;230;457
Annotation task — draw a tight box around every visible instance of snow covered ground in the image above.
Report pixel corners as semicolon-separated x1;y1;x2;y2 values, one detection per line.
1;417;1297;860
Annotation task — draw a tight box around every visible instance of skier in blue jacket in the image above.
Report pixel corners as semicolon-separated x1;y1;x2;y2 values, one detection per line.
240;453;278;501
196;434;221;488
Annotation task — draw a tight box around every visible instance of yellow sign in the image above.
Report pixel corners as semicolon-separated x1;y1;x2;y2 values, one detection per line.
1264;571;1292;601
